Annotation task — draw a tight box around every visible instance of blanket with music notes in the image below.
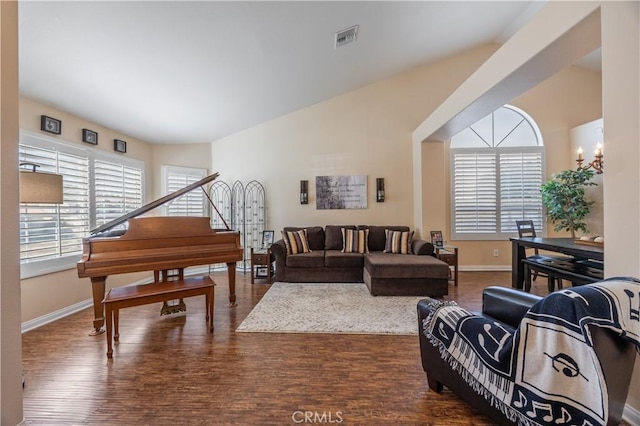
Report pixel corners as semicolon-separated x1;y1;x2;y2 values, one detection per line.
422;278;640;426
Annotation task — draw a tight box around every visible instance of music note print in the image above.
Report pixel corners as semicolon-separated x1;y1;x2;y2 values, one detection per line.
555;407;572;424
623;289;639;322
543;352;589;382
526;400;554;422
513;390;527;409
477;321;510;362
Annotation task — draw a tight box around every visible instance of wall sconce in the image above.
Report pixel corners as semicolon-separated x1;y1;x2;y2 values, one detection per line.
576;143;603;174
376;178;385;202
300;180;308;205
19;162;64;204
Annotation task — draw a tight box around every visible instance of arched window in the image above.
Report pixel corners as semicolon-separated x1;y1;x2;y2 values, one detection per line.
450;105;544;240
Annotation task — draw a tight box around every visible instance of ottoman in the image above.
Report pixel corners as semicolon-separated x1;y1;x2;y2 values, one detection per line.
363;253;449;296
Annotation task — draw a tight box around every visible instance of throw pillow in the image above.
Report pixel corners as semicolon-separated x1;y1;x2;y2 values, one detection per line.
384;229;413;254
282;229;311;254
341;228;369;254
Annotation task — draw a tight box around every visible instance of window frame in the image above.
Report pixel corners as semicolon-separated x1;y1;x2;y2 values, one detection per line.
449;106;545;241
160;165;208;217
19;130;145;278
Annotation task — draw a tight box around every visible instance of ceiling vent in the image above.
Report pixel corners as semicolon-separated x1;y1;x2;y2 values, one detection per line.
335;25;358;48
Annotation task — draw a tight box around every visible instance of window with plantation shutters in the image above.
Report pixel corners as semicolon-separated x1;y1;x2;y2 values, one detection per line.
19;142;90;264
19;131;144;278
450;105;544;240
161;166;207;217
94;160;143;230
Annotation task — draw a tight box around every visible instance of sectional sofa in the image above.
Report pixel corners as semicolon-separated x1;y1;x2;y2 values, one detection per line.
270;225;450;297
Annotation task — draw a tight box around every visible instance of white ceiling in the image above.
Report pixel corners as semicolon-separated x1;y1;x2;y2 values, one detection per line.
18;1;598;145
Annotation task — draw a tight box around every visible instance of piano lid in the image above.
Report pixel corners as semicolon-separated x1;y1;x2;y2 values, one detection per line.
90;172;227;237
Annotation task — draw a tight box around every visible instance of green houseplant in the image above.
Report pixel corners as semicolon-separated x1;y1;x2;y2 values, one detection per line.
540;168;596;238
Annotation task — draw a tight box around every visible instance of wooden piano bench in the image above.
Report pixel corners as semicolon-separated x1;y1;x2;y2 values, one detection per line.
102;276;215;359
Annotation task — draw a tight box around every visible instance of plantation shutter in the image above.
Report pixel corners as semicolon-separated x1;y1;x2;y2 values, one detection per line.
499;151;544;233
19;144;90;262
94;160;143;230
163;166;207;217
452;152;497;234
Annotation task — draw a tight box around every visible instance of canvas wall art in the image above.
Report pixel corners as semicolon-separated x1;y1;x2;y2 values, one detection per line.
316;175;367;209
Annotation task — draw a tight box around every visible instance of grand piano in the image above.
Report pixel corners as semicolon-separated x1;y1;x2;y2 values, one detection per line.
77;172;243;335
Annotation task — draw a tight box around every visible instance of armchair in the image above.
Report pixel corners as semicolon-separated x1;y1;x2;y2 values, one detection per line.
418;280;640;425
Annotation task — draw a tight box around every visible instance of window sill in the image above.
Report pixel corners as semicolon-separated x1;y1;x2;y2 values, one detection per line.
20;255;81;279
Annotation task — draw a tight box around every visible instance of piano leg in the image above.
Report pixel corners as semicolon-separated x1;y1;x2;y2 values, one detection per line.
90;276;106;335
227;261;237;306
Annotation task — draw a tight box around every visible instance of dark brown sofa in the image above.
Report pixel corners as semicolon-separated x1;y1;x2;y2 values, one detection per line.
271;225;450;297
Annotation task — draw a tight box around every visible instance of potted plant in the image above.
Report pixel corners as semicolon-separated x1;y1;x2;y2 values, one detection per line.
540;168;596;238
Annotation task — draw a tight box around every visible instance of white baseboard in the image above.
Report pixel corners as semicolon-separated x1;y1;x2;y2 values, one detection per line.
624;404;640;426
459;265;512;272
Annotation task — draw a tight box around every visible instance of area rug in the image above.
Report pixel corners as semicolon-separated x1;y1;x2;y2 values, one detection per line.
236;282;426;335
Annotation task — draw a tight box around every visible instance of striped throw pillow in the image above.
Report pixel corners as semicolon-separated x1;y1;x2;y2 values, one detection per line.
282;229;311;254
341;228;369;253
383;229;413;254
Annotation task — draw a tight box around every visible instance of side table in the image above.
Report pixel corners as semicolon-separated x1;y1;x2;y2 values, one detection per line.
436;246;458;286
250;247;272;284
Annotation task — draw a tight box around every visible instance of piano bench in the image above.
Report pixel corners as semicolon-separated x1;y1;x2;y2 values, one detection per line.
102;276;215;359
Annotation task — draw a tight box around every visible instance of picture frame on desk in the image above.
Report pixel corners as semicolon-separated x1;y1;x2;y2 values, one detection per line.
256;266;268;277
262;230;274;248
430;230;444;248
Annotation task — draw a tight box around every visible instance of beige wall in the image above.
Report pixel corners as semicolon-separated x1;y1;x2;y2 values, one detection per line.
211;44;502;236
19;97;156;323
151;142;211;201
212;45;602;269
1;1;24;422
570;118;604;237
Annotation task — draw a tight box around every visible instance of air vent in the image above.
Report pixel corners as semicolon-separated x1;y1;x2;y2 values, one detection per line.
335;25;358;48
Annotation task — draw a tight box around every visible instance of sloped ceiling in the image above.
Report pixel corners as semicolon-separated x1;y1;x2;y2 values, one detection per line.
18;1;589;145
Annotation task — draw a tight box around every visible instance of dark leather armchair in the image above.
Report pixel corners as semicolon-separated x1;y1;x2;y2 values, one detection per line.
417;285;638;425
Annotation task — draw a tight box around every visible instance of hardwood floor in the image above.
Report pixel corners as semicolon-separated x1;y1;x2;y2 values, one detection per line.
21;271;540;425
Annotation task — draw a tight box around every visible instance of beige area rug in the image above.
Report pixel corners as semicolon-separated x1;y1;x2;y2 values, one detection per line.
236;282;427;335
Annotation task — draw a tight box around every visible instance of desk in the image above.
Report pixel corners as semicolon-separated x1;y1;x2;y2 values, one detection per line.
511;237;604;289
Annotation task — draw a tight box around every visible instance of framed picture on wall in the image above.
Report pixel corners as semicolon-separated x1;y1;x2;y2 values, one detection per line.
114;139;127;153
40;115;61;135
430;230;444;248
82;129;98;145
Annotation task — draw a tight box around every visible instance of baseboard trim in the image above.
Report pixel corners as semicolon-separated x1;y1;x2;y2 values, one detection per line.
624;404;640;426
459;265;512;272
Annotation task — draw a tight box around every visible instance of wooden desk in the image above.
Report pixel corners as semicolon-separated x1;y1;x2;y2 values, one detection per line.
511;237;604;289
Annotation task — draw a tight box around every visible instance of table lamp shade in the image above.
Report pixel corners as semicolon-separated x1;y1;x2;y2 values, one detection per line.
19;170;63;204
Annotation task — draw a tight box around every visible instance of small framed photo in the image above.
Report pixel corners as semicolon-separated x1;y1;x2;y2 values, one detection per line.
256;266;268;277
430;230;444;248
262;230;274;248
82;129;98;145
41;115;61;135
114;139;127;153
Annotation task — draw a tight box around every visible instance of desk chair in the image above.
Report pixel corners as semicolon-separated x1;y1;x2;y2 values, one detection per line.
515;220;571;292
